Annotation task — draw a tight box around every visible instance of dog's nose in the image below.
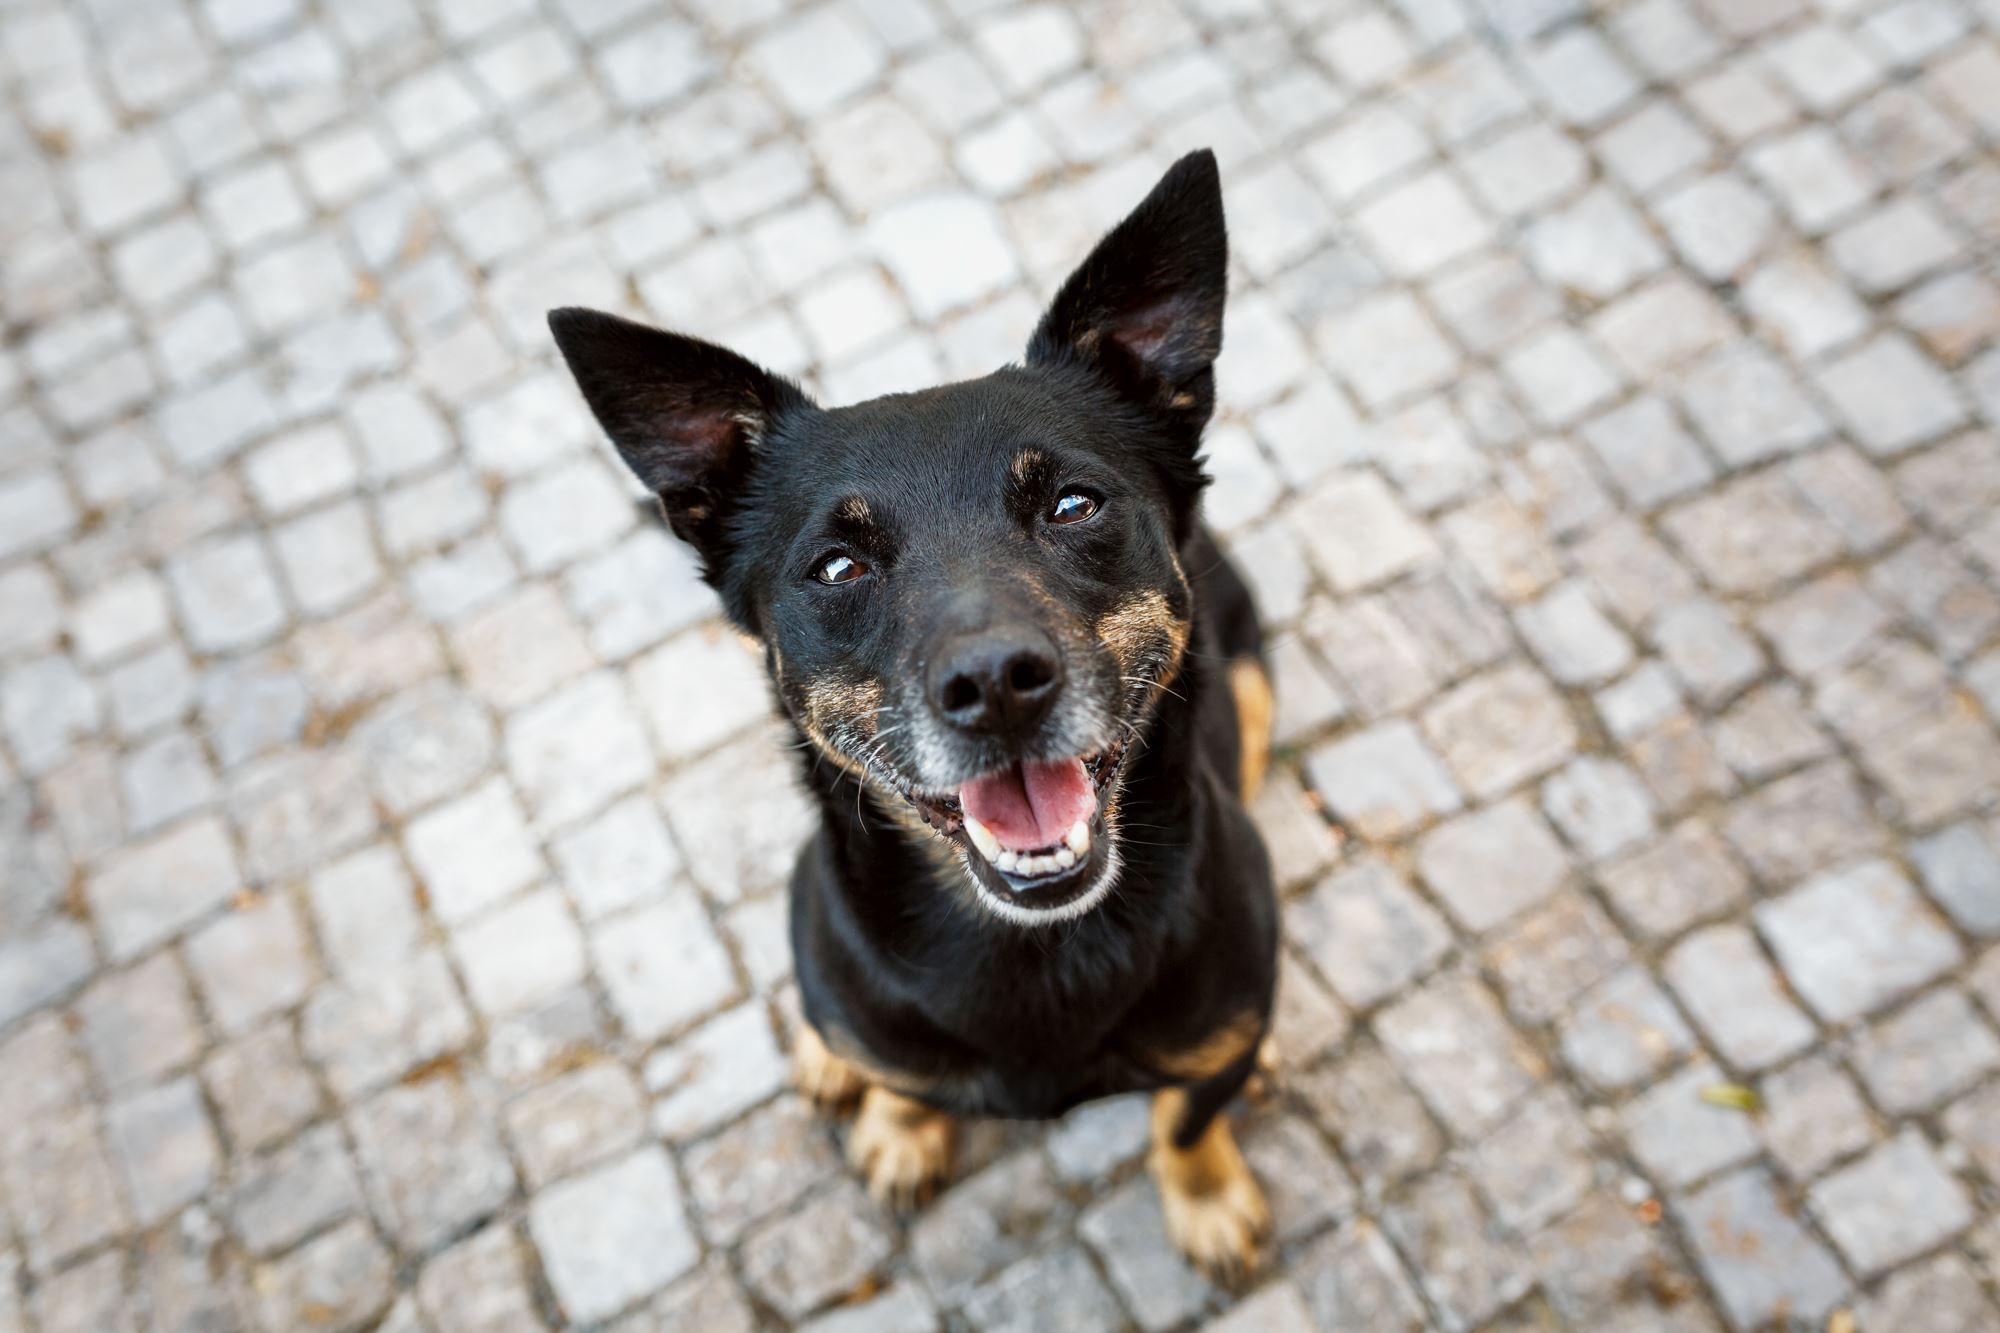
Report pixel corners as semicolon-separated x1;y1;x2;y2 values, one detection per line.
929;627;1064;738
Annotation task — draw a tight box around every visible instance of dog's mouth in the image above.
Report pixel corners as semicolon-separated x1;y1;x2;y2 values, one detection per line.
904;742;1128;917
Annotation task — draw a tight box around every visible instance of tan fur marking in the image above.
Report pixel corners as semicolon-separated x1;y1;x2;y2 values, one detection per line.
1095;589;1191;677
848;1086;955;1212
804;678;884;738
1142;1009;1264;1082
1010;448;1048;483
834;495;872;523
1245;1034;1281;1104
793;1025;866;1111
1227;658;1274;800
1150;1089;1270;1283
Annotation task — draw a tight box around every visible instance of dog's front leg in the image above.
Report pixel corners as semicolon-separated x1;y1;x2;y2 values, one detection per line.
1149;1080;1270;1284
794;1025;955;1210
846;1085;954;1212
792;1024;866;1110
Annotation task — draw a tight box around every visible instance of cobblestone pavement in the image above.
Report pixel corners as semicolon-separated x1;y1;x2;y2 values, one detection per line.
4;0;2000;1329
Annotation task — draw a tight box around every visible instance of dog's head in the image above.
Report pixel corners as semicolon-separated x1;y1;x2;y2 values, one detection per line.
551;151;1226;925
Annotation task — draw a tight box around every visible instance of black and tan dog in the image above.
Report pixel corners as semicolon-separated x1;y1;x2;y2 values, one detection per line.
550;150;1279;1279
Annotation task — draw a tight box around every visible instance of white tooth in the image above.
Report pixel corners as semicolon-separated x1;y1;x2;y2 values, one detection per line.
995;850;1018;873
1065;820;1092;855
964;816;1001;863
1027;855;1050;876
1055;847;1076;869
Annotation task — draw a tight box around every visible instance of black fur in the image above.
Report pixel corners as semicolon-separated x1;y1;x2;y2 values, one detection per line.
551;149;1277;1138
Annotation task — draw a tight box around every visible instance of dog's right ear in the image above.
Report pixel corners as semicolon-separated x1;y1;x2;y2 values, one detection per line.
1026;149;1227;418
548;307;809;558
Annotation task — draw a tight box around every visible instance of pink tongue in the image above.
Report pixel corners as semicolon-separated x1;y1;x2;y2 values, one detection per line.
960;758;1095;852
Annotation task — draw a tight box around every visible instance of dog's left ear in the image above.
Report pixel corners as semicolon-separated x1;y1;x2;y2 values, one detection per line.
1027;149;1227;415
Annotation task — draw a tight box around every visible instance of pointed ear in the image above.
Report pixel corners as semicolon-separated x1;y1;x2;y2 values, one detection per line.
1026;149;1227;414
548;307;810;556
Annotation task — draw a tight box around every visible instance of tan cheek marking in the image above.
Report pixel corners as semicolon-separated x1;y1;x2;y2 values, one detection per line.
804;677;885;740
1095;589;1191;678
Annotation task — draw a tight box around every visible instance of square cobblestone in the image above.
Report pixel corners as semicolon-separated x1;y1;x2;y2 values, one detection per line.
1422;665;1579;801
530;1147;697;1326
645;1001;788;1143
684;1098;840;1246
1675;1167;1849;1331
1756;858;1962;1023
1559;966;1695;1092
249;1219;394;1333
106;1076;219;1226
77;952;203;1091
1292;1219;1429;1331
591;891;738;1042
1852;987;2000;1115
350;1075;516;1251
1382;1171;1530;1330
185;894;315;1036
204;1022;322;1155
1297;1039;1443;1201
230;1121;364;1256
1285;857;1450;1010
1757;1052;1875;1183
1376;968;1543;1138
84;803;223;944
1859;1254;2000;1333
418;1224;544;1333
504;1061;646;1189
1809;1131;1973;1276
740;1180;894;1322
1621;1059;1761;1189
1470;1086;1595;1234
659;731;816;904
1304;721;1462;841
1528;1191;1681;1329
1415;798;1570;932
1722;760;1889;886
958;1245;1124;1333
1484;890;1630;1025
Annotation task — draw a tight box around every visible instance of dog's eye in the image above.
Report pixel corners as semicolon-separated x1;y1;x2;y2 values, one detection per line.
1049;491;1101;524
816;553;867;585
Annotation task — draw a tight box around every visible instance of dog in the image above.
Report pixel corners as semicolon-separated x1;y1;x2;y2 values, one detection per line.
550;149;1280;1280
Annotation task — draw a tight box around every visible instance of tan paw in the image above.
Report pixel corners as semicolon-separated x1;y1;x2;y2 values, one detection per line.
793;1026;866;1113
1149;1089;1270;1285
1158;1158;1270;1285
847;1086;953;1213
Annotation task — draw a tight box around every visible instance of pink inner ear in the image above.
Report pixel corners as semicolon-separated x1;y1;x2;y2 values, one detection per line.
638;393;754;492
1106;291;1214;377
1112;306;1179;359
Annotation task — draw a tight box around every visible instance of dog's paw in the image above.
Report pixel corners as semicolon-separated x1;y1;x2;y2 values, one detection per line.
846;1087;953;1213
1158;1161;1270;1286
793;1026;866;1113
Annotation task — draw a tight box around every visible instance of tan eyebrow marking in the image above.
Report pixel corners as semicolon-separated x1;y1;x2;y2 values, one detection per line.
1011;448;1049;484
834;495;872;524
